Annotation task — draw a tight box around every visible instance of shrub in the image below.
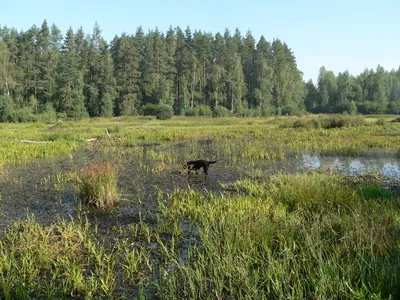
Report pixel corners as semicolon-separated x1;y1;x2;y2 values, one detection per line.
357;101;387;115
77;162;118;208
213;106;232;117
184;107;198;117
261;106;275;117
141;104;173;120
376;119;387;126
197;105;212;117
388;101;400;115
0;95;17;122
284;116;367;129
281;105;300;116
38;103;57;123
56;112;68;120
185;105;213;117
239;108;262;117
16;107;38;122
391;117;400;123
156;105;173;120
142;104;160;116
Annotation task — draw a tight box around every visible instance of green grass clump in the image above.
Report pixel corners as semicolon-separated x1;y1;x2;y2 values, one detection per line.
156;173;400;299
0;215;119;298
77;161;118;208
286;116;367;129
357;184;394;200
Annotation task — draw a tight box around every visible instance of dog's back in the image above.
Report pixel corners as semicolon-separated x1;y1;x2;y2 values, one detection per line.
184;159;217;175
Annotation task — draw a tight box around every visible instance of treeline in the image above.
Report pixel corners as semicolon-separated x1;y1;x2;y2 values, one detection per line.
306;66;400;115
0;21;399;122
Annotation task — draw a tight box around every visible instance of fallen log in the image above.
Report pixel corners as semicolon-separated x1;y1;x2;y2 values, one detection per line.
15;139;49;144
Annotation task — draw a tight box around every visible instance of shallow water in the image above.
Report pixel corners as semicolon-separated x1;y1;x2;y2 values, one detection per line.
1;143;399;234
301;153;400;178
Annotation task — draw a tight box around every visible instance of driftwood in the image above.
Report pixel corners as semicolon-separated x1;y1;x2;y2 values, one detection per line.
105;128;111;140
15;139;49;144
16;138;98;143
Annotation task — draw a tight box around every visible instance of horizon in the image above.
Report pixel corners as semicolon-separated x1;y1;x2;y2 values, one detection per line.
1;0;399;83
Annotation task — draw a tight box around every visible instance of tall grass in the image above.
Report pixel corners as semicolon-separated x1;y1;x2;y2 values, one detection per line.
77;161;118;208
157;173;400;298
0;215;116;298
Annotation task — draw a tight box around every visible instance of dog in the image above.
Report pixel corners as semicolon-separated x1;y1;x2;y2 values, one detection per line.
184;160;217;175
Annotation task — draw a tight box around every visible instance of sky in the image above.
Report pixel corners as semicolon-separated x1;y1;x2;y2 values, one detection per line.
1;0;399;83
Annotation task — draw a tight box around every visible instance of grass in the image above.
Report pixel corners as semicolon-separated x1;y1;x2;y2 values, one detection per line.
77;161;119;208
1;115;400;298
157;173;400;299
0;214;151;298
1;115;400;167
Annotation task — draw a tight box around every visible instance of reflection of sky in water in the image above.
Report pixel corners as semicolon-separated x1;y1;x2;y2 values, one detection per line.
301;154;400;178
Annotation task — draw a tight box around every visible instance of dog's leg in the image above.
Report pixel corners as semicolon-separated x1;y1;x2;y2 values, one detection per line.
203;165;209;175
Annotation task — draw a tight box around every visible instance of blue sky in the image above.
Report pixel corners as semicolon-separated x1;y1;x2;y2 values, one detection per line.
1;0;399;83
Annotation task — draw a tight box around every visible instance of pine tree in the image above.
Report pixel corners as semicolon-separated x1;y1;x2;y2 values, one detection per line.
141;28;172;106
84;23;116;117
210;32;228;108
173;27;191;114
228;53;245;112
19;25;40;105
164;26;176;107
55;28;87;117
270;39;304;115
111;33;141;115
35;20;60;106
241;31;256;107
193;30;212;106
254;36;273;110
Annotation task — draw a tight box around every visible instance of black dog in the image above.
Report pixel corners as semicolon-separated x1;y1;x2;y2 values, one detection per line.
184;160;217;175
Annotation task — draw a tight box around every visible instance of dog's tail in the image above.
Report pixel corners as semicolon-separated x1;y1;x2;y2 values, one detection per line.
208;160;217;164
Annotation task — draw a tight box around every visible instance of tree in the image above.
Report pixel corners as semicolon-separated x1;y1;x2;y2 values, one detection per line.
0;95;16;121
0;40;11;96
241;31;256;107
270;39;304;115
304;79;318;112
55;28;87;117
317;66;337;112
84;23;116;117
336;71;355;112
173;27;192;114
228;53;245;113
19;25;40;104
141;28;173;106
372;65;388;113
254;36;273;109
193;30;212;106
35;20;60;106
111;33;141;115
0;27;19;99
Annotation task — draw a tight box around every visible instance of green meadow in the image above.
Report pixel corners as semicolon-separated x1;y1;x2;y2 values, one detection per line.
1;115;400;298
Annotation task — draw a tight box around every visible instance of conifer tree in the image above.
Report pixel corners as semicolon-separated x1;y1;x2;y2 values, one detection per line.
55;28;87;117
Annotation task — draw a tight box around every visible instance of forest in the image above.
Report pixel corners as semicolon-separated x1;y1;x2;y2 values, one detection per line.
0;20;399;121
